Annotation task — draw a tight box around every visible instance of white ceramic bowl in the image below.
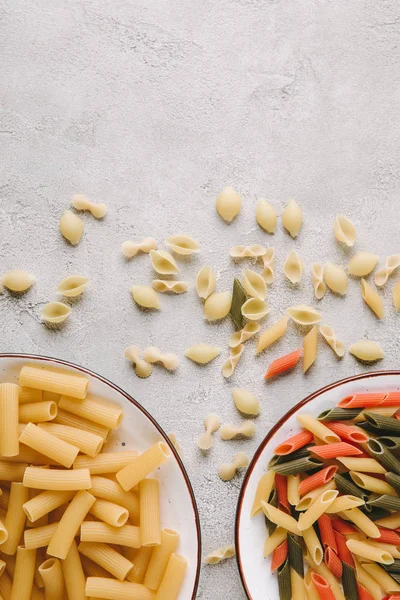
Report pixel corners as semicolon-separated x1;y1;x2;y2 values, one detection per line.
0;353;201;599
235;371;400;600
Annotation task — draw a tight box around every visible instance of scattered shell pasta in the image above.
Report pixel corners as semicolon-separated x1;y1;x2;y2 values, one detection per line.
374;254;400;287
185;344;221;364
59;209;84;245
334;214;356;247
348;252;379;277
311;263;326;300
165;235;200;255
197;414;221;451
221;345;244;378
349;340;384;362
56;275;89;297
361;278;384;318
151;280;188;294
204;292;232;321
284;250;303;284
149;250;179;275
1;270;36;293
230;245;266;259
121;238;157;259
242;269;267;300
220;421;256;440
41;302;72;324
218;452;249;481
282;199;302;238
203;545;236;564
319;324;345;357
131;285;160;310
324;262;348;295
216;187;241;223
232;388;260;416
393;281;400;312
196;266;216;300
124;346;152;378
287;305;322;326
256;200;276;234
241;298;269;321
261;247;275;284
229;322;260;348
143;346;179;371
71;194;107;218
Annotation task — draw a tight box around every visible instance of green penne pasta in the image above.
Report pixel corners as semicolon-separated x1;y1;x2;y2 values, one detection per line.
367;439;400;475
268;447;311;468
378;436;400;451
386;571;400;585
367;494;400;511
384;559;400;574
342;563;358;600
277;558;291;600
288;534;304;578
385;472;400;494
230;278;246;329
317;408;361;421
364;412;400;434
271;456;323;476
361;506;390;521
334;473;368;500
264;489;278;535
358;422;381;434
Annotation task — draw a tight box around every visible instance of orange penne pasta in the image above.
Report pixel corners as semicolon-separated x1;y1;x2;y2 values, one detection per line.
298;466;338;497
337;393;386;408
381;392;400;406
271;540;288;572
311;573;336;600
309;442;363;459
331;518;357;536
324;422;369;444
318;514;337;552
357;583;375;600
377;527;400;545
333;531;355;567
275;474;290;512
324;546;342;579
274;430;314;456
264;349;302;380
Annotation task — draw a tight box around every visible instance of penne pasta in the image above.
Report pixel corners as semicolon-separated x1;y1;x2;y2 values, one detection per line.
342;508;380;538
251;471;275;516
265;349;302;379
261;502;301;535
256;316;289;355
297;415;340;444
303;326;318;373
346;539;393;564
297;490;338;531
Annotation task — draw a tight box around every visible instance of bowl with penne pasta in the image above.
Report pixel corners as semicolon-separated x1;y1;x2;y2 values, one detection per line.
235;370;400;600
0;353;201;600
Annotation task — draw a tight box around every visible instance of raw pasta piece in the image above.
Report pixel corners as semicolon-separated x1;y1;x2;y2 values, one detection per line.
56;275;88;297
71;194;107;218
143;347;178;371
282;199;302;238
195;266;216;300
256;200;276;234
130;285;160;310
203;545;235;564
261;248;275;283
334;214;356;247
312;263;326;300
303;326;318;373
241;298;269;321
218;452;249;481
229;322;260;348
1;270;36;293
124;346;152;378
204;291;232;321
60;210;84;245
361;279;384;318
324;262;348;295
216;187;241;222
230;277;246;329
284;250;303;284
232;388;260;416
274;430;314;456
374;254;400;286
349;340;384;362
165;235;200;255
184;344;221;364
121;238;157;259
220;421;255;440
230;245;267;259
221;345;244;378
197;414;221;451
287;305;322;326
242;269;267;300
394;281;400;312
149;250;179;275
265;349;302;379
256;316;289;355
41;302;72;324
319;324;345;357
348;253;379;277
151;280;188;294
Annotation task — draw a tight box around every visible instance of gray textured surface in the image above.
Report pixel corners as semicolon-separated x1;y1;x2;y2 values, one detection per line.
2;0;400;597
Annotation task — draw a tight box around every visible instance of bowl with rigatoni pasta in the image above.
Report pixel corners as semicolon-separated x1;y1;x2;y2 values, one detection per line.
235;370;400;600
0;353;201;600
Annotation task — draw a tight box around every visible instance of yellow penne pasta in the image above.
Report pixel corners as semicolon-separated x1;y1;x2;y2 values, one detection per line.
116;442;171;491
155;553;187;600
375;512;400;529
90;476;139;524
62;540;86;600
38;423;103;457
296;415;340;443
261;502;301;535
23;467;91;491
0;383;19;457
298;490;338;530
342;508;380;538
325;494;365;513
350;471;397;495
347;539;393;563
85;577;155;600
54;408;109;440
23;490;75;523
295;481;336;511
256;316;289;354
80;521;142;549
263;527;287;557
19;366;88;399
47;490;95;559
144;529;179;589
58;395;122;429
10;545;36;600
291;567;307;600
140;479;161;547
78;542;134;581
337;457;387;474
251;471;275;516
363;562;400;593
354;560;382;600
302;526;323;565
90;498;129;527
303;326;318;373
19;401;57;423
20;423;79;468
368;540;400;559
73;451;138;474
1;482;29;555
287;474;301;506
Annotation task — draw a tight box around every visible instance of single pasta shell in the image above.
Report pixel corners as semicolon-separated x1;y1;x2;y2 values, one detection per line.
349;340;384;362
196;266;216;300
204;292;232;321
41;302;72;324
56;275;89;297
216;187;241;222
203;545;236;564
242;269;267;300
59;210;84;245
229;322;260;348
149;250;179;275
311;263;326;300
284;250;303;284
319;324;345;357
1;270;36;292
256;199;276;234
131;285;160;309
232;388;260;416
287;304;322;326
282;199;302;238
165;235;200;255
324;262;348;295
334;214;356;247
151;280;188;294
241;298;269;321
348;253;379;277
185;344;221;364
